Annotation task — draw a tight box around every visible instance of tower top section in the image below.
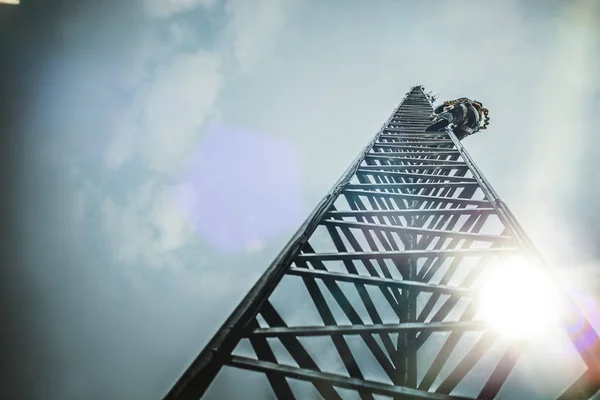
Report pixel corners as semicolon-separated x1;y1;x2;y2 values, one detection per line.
404;85;490;140
427;97;490;140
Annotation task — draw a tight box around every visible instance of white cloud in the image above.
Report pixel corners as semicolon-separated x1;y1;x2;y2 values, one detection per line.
105;51;222;174
168;21;198;48
99;49;221;271
152;186;195;251
114;33;158;90
99;3;225;280
524;0;598;201
141;51;222;173
105;111;139;170
143;0;217;19
101;179;194;271
224;0;296;73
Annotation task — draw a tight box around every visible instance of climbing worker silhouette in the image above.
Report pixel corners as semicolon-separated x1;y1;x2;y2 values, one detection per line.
425;98;490;140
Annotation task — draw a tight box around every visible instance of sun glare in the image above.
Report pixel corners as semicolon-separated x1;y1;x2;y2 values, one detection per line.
478;257;564;339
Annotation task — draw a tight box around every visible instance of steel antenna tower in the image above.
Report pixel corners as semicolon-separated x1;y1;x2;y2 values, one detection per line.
165;86;600;399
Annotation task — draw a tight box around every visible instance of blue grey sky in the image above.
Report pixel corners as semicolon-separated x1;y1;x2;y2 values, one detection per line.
2;0;600;398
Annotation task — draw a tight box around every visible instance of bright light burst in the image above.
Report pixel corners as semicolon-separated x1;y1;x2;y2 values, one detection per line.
478;257;564;339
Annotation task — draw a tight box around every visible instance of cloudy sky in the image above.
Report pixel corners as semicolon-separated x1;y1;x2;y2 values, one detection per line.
1;0;599;398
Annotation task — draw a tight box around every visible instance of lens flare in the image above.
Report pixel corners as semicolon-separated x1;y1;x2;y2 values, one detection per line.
478;257;564;339
175;125;304;254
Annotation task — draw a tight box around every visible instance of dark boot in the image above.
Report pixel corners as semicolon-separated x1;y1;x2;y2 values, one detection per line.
426;112;453;131
454;129;470;141
425;119;450;131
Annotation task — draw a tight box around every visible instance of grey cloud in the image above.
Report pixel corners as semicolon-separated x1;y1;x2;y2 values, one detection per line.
223;0;298;73
143;0;218;19
109;51;222;174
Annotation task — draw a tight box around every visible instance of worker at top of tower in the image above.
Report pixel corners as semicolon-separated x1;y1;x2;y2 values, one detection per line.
425;97;490;140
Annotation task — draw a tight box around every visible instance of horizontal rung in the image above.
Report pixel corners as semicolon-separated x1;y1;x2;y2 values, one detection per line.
346;182;479;190
345;189;491;206
373;144;458;152
389;127;432;131
394;112;431;115
385;129;443;134
364;155;466;165
384;133;440;139
358;165;466;171
325;208;496;218
381;135;450;140
391;127;432;129
387;135;448;140
356;169;477;182
370;150;460;157
390;128;432;131
378;135;452;143
287;267;472;295
390;121;432;125
375;143;455;150
296;247;519;261
390;125;432;128
392;121;431;124
227;356;469;400
251;321;488;337
385;131;439;136
376;142;454;149
321;219;510;242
